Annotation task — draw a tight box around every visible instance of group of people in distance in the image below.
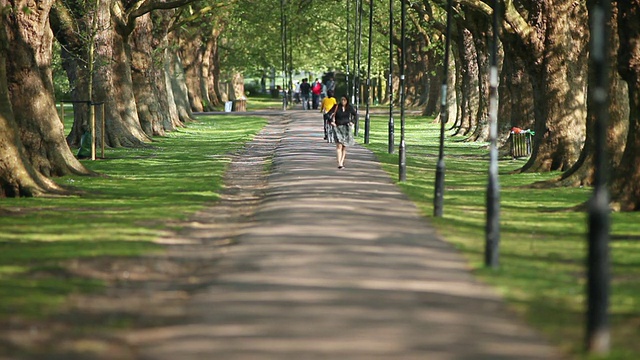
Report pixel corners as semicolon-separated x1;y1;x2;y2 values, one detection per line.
296;77;334;110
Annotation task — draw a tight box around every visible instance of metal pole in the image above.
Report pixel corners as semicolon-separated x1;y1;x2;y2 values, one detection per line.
433;0;452;217
485;0;500;268
352;0;359;105
280;0;287;110
346;0;351;100
586;0;611;354
398;0;406;181
101;102;105;158
355;0;364;136
287;4;293;104
364;0;374;144
90;102;96;161
388;0;394;154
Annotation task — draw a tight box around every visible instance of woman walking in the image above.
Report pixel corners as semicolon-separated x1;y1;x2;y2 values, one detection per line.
330;95;357;169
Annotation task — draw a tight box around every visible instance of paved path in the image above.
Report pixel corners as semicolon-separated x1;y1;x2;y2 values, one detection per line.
127;111;562;360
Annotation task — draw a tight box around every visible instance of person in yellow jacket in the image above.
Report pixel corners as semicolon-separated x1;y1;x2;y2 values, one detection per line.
320;90;337;142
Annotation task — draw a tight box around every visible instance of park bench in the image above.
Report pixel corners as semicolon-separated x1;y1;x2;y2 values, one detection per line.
510;129;533;159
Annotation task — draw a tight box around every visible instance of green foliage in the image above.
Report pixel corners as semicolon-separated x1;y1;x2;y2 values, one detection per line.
52;41;71;100
0;115;266;320
361;115;640;359
220;0;393;76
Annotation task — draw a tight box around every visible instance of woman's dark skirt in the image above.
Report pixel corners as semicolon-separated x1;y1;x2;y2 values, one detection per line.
332;123;354;146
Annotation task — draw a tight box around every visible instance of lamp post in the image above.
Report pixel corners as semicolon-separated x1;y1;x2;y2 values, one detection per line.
586;0;611;354
346;0;351;100
364;0;374;144
280;0;287;110
485;0;500;268
433;0;452;217
355;0;364;135
388;0;394;154
287;7;293;105
352;0;361;107
398;0;406;181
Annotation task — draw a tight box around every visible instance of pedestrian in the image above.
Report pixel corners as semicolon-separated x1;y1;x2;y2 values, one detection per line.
311;78;322;110
320;90;337;142
329;95;357;169
326;77;336;93
294;80;301;104
299;78;311;110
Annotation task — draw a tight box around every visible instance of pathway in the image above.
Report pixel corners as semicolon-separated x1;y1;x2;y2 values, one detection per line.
125;110;562;360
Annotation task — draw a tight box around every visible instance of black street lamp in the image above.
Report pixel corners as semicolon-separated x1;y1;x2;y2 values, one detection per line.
352;0;361;109
388;0;394;154
433;0;452;217
485;0;500;268
355;0;364;135
280;0;287;110
398;0;406;181
346;0;351;100
287;10;293;105
364;0;374;144
586;0;611;354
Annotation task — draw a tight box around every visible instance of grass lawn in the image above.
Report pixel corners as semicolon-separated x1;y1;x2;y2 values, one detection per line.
0;114;267;320
246;95;284;110
360;114;640;360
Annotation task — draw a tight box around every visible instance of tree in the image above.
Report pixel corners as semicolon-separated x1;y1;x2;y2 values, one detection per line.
610;0;640;211
559;1;629;188
52;0;197;148
3;0;91;179
0;14;68;198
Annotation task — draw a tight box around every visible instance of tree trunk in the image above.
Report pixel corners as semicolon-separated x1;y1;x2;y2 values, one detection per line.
518;0;589;173
450;26;468;135
610;0;640;211
454;25;479;137
202;32;218;109
423;47;442;116
93;1;150;148
49;1;92;148
468;9;490;142
179;31;205;112
130;13;173;137
224;72;246;102
5;0;90;178
0;10;66;197
152;11;181;131
207;27;223;108
404;36;426;106
60;50;91;148
499;34;535;146
560;2;629;187
167;41;195;123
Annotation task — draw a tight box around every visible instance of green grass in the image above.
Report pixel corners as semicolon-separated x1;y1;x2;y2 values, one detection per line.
0;114;266;319
360;115;640;359
245;94;286;110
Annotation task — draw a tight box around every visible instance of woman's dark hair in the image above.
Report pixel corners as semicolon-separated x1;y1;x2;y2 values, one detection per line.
340;95;349;104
